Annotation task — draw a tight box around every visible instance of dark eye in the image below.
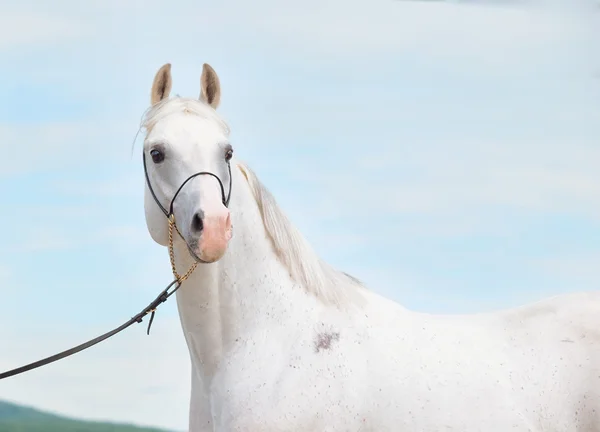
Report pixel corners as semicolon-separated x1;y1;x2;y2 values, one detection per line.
150;148;164;164
225;148;233;162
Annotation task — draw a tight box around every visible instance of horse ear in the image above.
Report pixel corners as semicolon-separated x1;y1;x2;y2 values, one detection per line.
199;63;221;109
151;63;172;106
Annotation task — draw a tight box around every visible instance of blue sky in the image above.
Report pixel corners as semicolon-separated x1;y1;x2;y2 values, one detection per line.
0;0;598;429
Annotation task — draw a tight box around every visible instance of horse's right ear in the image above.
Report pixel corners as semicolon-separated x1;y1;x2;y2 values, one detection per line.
151;63;172;106
200;63;221;109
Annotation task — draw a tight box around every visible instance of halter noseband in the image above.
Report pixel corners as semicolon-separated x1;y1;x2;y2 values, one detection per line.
142;152;232;218
142;151;233;271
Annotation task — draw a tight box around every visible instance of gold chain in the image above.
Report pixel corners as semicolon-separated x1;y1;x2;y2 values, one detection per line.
168;215;198;283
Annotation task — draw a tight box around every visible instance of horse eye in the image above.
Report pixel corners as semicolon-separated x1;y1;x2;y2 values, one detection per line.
225;149;233;162
150;149;164;163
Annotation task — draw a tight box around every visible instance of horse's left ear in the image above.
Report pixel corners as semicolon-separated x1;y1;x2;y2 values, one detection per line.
200;63;221;109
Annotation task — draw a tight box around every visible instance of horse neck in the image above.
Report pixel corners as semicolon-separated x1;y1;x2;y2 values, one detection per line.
171;164;316;378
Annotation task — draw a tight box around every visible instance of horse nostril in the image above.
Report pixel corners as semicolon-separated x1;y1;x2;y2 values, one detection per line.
191;212;204;233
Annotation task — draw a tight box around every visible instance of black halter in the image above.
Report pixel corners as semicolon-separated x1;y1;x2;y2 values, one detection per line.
142;151;232;218
142;151;233;264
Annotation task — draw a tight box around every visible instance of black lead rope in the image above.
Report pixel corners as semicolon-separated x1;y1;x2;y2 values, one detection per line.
0;278;181;380
0;152;233;381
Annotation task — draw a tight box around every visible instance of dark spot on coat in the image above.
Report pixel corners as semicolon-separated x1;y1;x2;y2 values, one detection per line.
315;332;340;353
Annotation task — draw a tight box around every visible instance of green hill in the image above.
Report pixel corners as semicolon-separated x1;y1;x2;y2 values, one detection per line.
0;400;173;432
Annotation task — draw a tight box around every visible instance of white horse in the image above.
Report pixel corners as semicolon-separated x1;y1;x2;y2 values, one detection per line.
141;63;600;432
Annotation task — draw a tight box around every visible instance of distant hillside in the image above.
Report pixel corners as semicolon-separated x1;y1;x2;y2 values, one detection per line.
0;400;173;432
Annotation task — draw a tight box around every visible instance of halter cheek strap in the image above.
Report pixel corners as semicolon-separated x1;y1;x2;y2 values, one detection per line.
142;151;233;265
142;152;232;217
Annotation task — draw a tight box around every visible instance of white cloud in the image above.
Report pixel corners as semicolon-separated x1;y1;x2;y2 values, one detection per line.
0;264;11;286
52;173;140;198
12;224;149;253
0;11;87;50
0;120;137;176
532;253;600;286
17;229;76;253
1;123;87;175
304;133;600;219
247;0;584;59
4;0;592;67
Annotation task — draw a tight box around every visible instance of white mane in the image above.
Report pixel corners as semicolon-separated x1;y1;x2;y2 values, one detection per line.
238;162;366;308
142;96;230;135
141;96;365;307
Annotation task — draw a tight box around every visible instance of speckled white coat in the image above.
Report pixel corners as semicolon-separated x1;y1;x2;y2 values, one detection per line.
171;164;600;432
141;64;600;432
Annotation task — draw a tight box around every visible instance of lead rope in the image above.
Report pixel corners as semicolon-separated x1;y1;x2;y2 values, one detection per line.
146;214;198;335
0;161;229;380
0;215;196;380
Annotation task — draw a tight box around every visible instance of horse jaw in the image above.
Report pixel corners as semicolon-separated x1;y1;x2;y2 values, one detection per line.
144;182;169;247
